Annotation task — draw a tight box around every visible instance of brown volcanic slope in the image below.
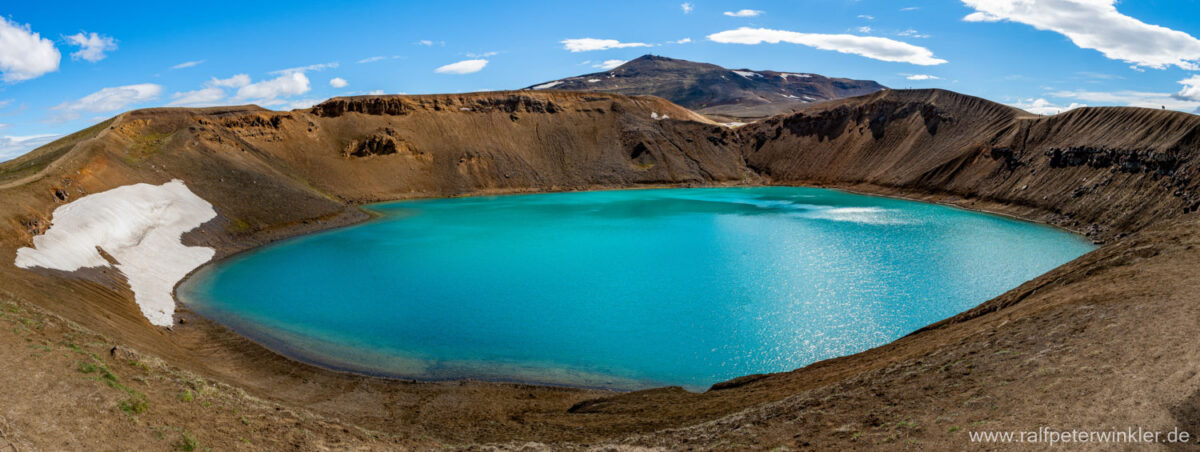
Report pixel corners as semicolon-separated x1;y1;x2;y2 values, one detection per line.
524;54;886;121
1;89;1200;450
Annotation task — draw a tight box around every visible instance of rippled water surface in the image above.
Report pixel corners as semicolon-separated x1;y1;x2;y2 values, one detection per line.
179;187;1095;390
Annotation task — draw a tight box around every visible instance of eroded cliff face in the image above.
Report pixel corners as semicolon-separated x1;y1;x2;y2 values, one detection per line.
742;89;1200;239
3;89;1200;448
6;88;1200;360
0;91;756;358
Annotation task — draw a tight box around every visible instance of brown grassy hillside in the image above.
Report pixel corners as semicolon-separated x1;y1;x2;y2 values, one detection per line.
2;88;1200;450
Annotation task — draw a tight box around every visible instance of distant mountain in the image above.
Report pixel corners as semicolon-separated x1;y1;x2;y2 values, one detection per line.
523;55;886;121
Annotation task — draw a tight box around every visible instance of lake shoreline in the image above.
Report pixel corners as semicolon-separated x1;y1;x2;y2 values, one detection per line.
176;185;1095;393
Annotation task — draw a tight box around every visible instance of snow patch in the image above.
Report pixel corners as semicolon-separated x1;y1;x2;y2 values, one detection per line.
15;180;217;327
780;73;812;80
651;112;669;120
531;81;563;90
587;79;601;83
732;70;761;78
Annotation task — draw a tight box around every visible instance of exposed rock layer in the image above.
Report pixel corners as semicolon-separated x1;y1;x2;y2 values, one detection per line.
2;89;1200;449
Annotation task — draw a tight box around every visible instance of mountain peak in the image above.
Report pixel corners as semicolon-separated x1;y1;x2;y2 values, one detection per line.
523;55;885;121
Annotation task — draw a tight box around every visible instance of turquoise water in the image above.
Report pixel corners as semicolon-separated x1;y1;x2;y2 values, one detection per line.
179;187;1095;390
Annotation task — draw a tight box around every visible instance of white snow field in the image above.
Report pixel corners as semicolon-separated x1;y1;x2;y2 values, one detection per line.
15;179;217;326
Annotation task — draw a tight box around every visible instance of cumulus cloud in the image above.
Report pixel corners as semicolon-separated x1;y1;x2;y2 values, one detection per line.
0;17;60;82
906;74;940;80
167;87;224;107
1009;98;1086;115
561;38;652;52
681;2;693;13
171;67;330;108
50;83;162;122
235;72;311;101
962;0;1200;70
1176;75;1200;102
434;59;488;74
210;74;251;88
280;98;322;110
0;134;59;161
594;59;627;70
65;32;117;62
708;27;948;65
724;9;763;17
1052;88;1200;111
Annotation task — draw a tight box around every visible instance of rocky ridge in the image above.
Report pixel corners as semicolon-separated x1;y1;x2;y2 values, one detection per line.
1;89;1200;449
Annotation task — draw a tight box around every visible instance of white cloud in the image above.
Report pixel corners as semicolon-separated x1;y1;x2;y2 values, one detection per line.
594;59;627;70
897;29;930;38
50;83;162;122
171;68;327;108
235;72;311;102
279;98;322;110
906;74;940;80
1077;71;1122;80
0;134;59;161
170;60;204;70
210;74;251;88
561;38;652;52
435;59;488;74
1175;75;1200;101
1051;89;1200;111
724;9;763;17
65;32;117;62
0;17;60;82
962;0;1200;70
358;56;387;64
329;77;348;88
681;2;693;14
858;15;875;20
857;26;872;34
166;87;224;107
671;38;693;44
1010;98;1086;115
416;40;443;46
368;90;384;95
466;51;499;58
270;62;338;75
167;74;245;107
708;27;948;65
900;6;919;11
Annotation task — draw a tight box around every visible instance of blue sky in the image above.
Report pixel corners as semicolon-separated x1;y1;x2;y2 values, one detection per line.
2;0;1200;161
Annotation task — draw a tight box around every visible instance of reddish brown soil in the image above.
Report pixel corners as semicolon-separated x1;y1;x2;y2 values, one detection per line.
2;89;1199;450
